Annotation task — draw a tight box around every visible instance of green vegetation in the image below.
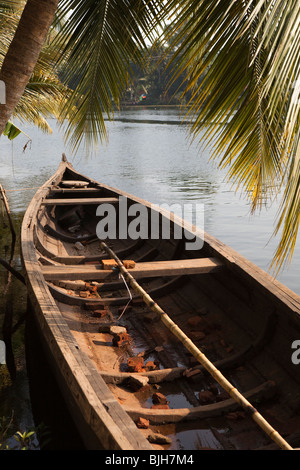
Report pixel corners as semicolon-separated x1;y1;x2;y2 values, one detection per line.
0;213;33;450
0;1;299;450
0;0;71;139
120;45;190;106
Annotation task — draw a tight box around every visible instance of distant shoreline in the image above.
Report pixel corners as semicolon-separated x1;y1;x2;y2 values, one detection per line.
120;104;186;109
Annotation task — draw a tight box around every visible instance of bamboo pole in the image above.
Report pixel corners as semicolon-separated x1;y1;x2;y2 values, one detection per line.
100;241;293;451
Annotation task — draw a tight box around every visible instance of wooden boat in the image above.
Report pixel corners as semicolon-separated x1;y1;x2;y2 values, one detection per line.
21;154;300;451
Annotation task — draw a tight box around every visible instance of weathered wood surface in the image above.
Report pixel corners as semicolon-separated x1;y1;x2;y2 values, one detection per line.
41;257;224;281
42;197;119;205
99;241;293;450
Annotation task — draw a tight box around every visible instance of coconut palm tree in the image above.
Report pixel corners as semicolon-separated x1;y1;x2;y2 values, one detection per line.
0;0;299;272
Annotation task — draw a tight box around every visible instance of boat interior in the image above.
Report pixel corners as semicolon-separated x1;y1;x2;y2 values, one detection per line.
31;166;300;450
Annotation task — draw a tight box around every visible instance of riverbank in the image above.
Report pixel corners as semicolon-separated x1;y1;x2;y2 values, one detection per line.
0;108;299;450
0;212;35;449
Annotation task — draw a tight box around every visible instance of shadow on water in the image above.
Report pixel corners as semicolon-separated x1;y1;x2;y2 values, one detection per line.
0;211;85;450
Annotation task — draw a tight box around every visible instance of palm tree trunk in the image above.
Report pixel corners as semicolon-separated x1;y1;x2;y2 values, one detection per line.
0;0;59;135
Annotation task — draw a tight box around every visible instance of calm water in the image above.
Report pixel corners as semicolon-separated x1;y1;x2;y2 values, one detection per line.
0;107;299;293
0;107;299;449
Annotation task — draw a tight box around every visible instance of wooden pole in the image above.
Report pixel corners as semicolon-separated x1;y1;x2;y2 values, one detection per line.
0;257;25;284
100;241;293;451
0;184;16;244
0;184;17;289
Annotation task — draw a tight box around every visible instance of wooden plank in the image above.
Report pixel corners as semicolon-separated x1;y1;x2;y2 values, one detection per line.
41;197;119;205
50;187;101;193
21;162;152;450
41;257;224;281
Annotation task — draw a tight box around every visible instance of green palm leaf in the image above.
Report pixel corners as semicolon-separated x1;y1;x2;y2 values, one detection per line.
0;1;72;137
1;0;299;273
0;1;25;59
3;121;21;140
160;0;300;272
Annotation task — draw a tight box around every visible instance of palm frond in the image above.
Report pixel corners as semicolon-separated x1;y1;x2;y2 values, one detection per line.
14;70;71;133
55;0;162;151
161;0;300;271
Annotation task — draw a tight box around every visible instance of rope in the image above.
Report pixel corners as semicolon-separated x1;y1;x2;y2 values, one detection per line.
100;241;293;451
117;271;132;320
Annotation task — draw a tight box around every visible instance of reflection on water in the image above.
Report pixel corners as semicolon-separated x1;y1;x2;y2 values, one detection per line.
0;107;299;449
172;427;224;450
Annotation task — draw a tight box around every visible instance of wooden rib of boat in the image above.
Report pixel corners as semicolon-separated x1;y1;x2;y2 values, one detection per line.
21;155;300;450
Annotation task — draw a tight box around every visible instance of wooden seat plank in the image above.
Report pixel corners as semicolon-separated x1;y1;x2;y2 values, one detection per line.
41;257;224;281
41;197;119;205
50;188;101;193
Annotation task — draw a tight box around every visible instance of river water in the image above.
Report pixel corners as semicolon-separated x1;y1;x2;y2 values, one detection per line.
0;107;299;449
